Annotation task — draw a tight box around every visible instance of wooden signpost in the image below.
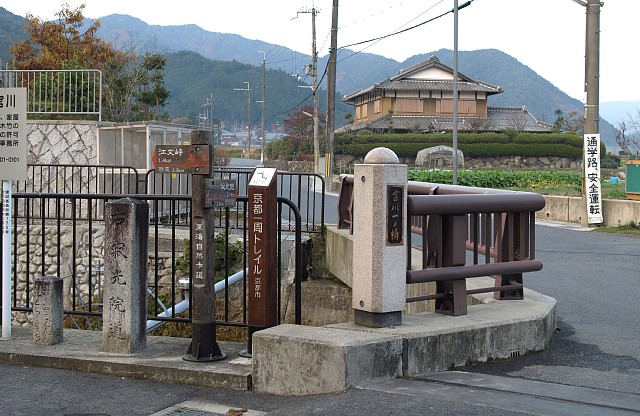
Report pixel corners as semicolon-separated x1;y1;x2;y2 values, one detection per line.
243;167;278;356
173;131;226;362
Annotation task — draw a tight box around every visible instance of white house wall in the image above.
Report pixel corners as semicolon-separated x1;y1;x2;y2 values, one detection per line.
405;67;452;80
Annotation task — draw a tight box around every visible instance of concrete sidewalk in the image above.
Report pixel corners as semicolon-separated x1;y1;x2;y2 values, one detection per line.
0;326;252;390
0;285;556;395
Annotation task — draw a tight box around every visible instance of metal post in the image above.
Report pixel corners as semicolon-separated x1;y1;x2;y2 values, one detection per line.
262;56;266;163
2;181;11;338
312;7;320;174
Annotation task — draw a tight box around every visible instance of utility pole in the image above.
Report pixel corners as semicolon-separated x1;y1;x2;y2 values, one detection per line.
206;94;214;162
234;82;251;158
326;0;338;189
584;0;601;135
296;5;320;174
452;0;459;185
259;51;266;163
569;0;600;134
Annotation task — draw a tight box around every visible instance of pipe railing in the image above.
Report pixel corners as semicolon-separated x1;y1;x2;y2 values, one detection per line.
337;174;546;316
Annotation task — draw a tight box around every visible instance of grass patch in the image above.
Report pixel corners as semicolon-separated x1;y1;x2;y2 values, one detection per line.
408;168;631;199
592;221;640;236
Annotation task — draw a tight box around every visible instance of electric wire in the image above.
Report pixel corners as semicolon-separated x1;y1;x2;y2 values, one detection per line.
337;0;474;63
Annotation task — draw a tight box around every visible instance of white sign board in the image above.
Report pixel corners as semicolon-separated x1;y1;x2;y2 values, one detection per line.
584;134;603;224
249;167;277;187
0;88;27;181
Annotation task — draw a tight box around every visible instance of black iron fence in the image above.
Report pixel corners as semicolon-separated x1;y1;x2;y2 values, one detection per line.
1;164;323;334
144;168;325;233
1;190;304;331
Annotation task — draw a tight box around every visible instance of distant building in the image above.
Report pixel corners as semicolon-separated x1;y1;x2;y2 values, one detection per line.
338;56;550;134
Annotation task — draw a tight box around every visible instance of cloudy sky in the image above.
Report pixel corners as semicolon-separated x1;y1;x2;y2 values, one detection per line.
5;0;637;103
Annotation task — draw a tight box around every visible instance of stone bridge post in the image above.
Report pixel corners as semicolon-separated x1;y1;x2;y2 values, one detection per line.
352;148;407;327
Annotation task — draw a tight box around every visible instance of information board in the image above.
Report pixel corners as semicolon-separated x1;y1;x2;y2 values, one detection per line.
0;88;27;181
626;160;640;199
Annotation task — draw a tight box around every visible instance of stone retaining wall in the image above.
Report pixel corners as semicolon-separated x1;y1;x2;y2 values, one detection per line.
335;154;580;170
27;120;98;165
11;223;187;326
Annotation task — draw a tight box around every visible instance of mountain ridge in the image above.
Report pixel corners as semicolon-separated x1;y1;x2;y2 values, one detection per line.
0;7;627;150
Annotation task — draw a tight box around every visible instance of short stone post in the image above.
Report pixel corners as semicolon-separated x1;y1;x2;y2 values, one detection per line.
352;148;407;327
102;198;148;354
32;275;64;345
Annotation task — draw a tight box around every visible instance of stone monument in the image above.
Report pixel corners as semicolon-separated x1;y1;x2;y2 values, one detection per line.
102;198;148;354
32;275;64;345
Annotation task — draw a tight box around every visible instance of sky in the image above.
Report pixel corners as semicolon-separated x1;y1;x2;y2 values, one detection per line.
5;0;639;103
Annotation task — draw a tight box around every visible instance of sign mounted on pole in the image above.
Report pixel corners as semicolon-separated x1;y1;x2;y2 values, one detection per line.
152;145;210;175
205;179;237;208
0;88;27;181
584;134;603;225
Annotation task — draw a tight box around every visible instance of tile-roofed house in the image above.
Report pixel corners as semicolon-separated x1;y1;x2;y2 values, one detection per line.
339;56;550;134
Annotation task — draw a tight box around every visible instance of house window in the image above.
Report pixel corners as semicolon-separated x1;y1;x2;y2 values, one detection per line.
355;104;368;121
374;99;382;114
396;98;423;113
436;99;477;114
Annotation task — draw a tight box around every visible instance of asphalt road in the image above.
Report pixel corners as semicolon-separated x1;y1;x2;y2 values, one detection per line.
465;223;640;395
1;217;639;414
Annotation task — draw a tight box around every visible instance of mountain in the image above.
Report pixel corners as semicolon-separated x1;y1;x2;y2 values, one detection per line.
0;8;623;150
93;15;618;149
162;51;353;129
0;7;27;65
600;101;640;126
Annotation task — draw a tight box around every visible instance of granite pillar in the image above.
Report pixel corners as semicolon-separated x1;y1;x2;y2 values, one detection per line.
352;147;407;327
102;198;148;354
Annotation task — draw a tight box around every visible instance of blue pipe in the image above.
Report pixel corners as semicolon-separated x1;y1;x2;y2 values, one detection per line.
146;268;248;333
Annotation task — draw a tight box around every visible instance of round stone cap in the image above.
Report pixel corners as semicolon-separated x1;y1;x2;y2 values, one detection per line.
363;147;399;164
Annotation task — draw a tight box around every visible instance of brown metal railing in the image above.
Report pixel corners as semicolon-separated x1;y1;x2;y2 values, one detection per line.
337;175;546;316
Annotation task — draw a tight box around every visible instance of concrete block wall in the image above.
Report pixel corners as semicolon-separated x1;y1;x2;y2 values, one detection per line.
537;195;640;226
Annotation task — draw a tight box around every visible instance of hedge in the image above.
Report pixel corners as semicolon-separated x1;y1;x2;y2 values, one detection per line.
334;132;601;159
340;142;583;159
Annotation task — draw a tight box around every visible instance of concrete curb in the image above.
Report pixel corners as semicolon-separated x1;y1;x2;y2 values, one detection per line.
252;288;556;395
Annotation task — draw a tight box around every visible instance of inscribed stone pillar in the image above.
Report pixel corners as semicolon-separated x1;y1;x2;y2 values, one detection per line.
32;275;64;345
102;198;149;354
352;148;407;327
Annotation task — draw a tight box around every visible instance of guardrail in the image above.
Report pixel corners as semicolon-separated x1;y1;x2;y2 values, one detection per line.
337;175;546;316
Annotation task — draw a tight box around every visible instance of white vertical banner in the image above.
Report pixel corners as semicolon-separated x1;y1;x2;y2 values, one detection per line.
584;134;603;225
1;87;27;338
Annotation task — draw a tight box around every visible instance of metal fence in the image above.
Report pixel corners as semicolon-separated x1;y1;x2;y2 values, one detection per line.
145;168;325;233
337;175;546;316
1;162;322;334
0;69;102;120
1;190;304;332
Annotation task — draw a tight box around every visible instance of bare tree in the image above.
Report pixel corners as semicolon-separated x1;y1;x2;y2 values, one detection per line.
616;110;640;156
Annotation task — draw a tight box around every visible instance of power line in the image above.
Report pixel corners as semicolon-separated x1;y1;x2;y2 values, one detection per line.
338;0;474;53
